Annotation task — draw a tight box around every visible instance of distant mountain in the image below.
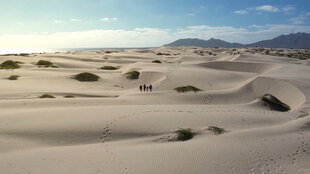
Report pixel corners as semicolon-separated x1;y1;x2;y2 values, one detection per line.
164;32;310;49
248;32;310;49
164;38;244;48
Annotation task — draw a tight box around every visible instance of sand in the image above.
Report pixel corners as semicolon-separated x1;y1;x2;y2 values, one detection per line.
0;47;310;174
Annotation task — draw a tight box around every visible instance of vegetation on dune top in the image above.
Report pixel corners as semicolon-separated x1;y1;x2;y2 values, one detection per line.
74;72;100;82
39;94;55;98
176;128;195;141
0;60;21;69
126;71;140;79
100;66;119;70
64;95;75;98
36;60;59;68
152;60;162;63
207;126;227;135
8;75;20;80
174;85;202;93
260;94;291;112
296;111;309;119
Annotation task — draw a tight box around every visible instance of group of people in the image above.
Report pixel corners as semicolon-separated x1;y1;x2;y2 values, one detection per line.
140;84;153;92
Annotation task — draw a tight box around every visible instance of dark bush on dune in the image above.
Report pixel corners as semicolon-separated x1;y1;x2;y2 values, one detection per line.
100;66;118;70
8;75;20;80
74;72;100;82
176;128;195;141
260;94;291;111
36;60;58;68
126;71;140;79
207;126;227;135
39;94;55;98
174;86;202;93
152;60;162;63
0;60;21;69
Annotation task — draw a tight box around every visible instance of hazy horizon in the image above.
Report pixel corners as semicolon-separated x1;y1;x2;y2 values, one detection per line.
1;0;310;49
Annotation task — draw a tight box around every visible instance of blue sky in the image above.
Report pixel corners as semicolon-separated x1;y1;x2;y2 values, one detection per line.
0;0;310;48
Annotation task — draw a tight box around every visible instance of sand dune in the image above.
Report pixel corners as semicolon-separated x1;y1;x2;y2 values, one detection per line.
0;47;310;174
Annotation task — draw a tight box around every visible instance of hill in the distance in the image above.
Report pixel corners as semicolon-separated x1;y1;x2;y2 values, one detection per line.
164;32;310;49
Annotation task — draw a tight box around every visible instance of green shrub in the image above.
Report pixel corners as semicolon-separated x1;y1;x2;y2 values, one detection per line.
174;86;202;93
260;94;290;111
74;72;100;82
36;60;58;68
176;128;195;141
100;66;118;70
8;75;20;80
39;94;55;98
207;126;227;135
152;60;162;63
64;95;75;98
126;71;140;79
0;60;21;69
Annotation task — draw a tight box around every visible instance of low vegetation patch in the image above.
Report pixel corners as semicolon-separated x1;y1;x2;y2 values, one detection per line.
39;94;55;98
64;95;75;98
74;72;100;82
100;66;118;70
174;86;202;93
126;71;140;79
207;126;227;135
8;75;20;80
152;60;162;63
36;60;58;68
176;128;195;141
0;60;21;69
296;112;309;119
260;94;291;112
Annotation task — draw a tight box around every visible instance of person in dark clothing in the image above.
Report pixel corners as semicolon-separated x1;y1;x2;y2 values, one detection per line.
146;86;149;92
143;84;146;92
139;85;142;92
149;84;153;92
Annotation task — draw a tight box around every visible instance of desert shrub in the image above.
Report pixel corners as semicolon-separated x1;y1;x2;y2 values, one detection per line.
36;60;58;68
152;60;162;63
126;71;140;79
100;66;118;70
39;94;55;98
8;75;20;80
296;112;309;119
260;94;290;111
64;95;75;98
105;51;112;54
0;60;21;69
74;72;100;82
156;52;164;55
176;128;195;141
19;53;29;56
207;126;227;135
174;86;202;93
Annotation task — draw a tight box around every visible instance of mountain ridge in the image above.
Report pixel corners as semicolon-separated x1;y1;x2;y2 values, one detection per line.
164;32;310;49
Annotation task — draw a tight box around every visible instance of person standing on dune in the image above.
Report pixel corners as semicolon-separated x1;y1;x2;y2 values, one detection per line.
139;85;142;92
143;84;146;92
149;84;153;92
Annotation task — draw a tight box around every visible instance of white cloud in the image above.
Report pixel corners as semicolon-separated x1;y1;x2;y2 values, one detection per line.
235;10;248;15
100;18;109;21
112;17;118;21
290;12;310;24
256;5;279;12
70;19;82;22
187;13;196;16
282;5;295;13
1;24;310;48
54;20;64;24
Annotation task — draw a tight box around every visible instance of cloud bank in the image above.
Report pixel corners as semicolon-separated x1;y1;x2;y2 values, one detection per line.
1;25;310;48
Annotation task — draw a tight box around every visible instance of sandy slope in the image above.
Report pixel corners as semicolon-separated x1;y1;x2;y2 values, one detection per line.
0;47;310;174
